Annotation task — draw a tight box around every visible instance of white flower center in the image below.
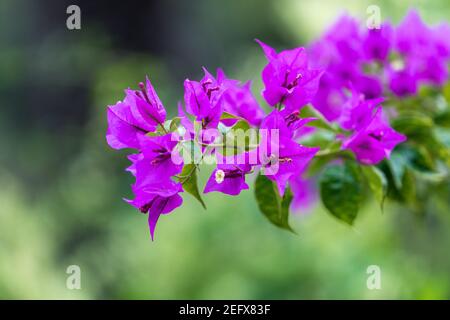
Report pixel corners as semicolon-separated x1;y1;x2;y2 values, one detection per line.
391;59;405;71
215;169;225;184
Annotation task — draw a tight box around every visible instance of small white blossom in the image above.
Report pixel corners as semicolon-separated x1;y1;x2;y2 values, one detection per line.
215;169;225;184
391;59;405;71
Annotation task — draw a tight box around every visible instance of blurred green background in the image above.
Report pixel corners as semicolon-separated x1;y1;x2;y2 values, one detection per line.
1;0;450;299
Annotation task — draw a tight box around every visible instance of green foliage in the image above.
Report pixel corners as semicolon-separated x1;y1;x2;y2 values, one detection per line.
168;117;181;132
383;149;419;207
300;105;340;133
220;111;242;120
396;144;435;173
434;110;450;128
320;160;364;225
254;174;294;232
178;164;206;209
401;168;417;206
391;111;433;141
361;165;387;210
387;151;408;190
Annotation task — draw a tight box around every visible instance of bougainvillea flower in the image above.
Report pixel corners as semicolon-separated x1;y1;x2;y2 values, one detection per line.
265;136;319;196
308;16;377;121
395;9;432;56
311;72;347;122
204;154;252;195
133;134;183;189
308;38;337;70
184;68;229;129
106;77;166;149
177;102;195;137
184;67;241;127
256;39;323;111
309;15;363;81
106;101;143;150
387;65;418;97
256;111;320;195
208;67;240;103
362;22;393;61
259;109;291;137
353;74;383;100
220;81;265;127
393;10;449;86
309;16;386;121
433;23;450;58
414;55;449;85
338;87;384;131
279;107;316;137
126;153;143;177
184;81;221;130
259;109;317;141
324;14;363;61
126;180;183;240
343;108;407;165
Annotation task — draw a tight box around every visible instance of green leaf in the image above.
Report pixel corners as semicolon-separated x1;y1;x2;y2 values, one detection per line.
146;123;168;137
300;130;335;149
400;168;416;206
384;151;418;206
307;142;353;176
146;131;160;137
386;152;407;190
168;117;181;132
361;165;387;210
178;164;206;209
320;161;364;225
254;174;295;232
397;144;435;173
431;131;450;167
391;112;433;142
443;81;450;104
435;128;450;147
220;111;241;120
231;119;250;132
300;106;337;132
308;118;337;132
434;110;450;128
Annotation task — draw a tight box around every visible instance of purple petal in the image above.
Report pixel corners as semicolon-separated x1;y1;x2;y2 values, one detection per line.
256;39;278;60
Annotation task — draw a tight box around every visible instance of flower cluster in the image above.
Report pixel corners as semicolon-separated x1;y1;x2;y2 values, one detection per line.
310;9;450;113
307;10;450;164
106;78;184;239
305;10;449;165
106;9;450;239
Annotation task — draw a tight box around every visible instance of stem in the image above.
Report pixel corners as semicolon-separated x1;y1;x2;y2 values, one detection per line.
178;147;208;184
158;123;169;134
179;164;197;184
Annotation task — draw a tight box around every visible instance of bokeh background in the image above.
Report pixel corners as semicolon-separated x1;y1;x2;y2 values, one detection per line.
1;0;450;299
